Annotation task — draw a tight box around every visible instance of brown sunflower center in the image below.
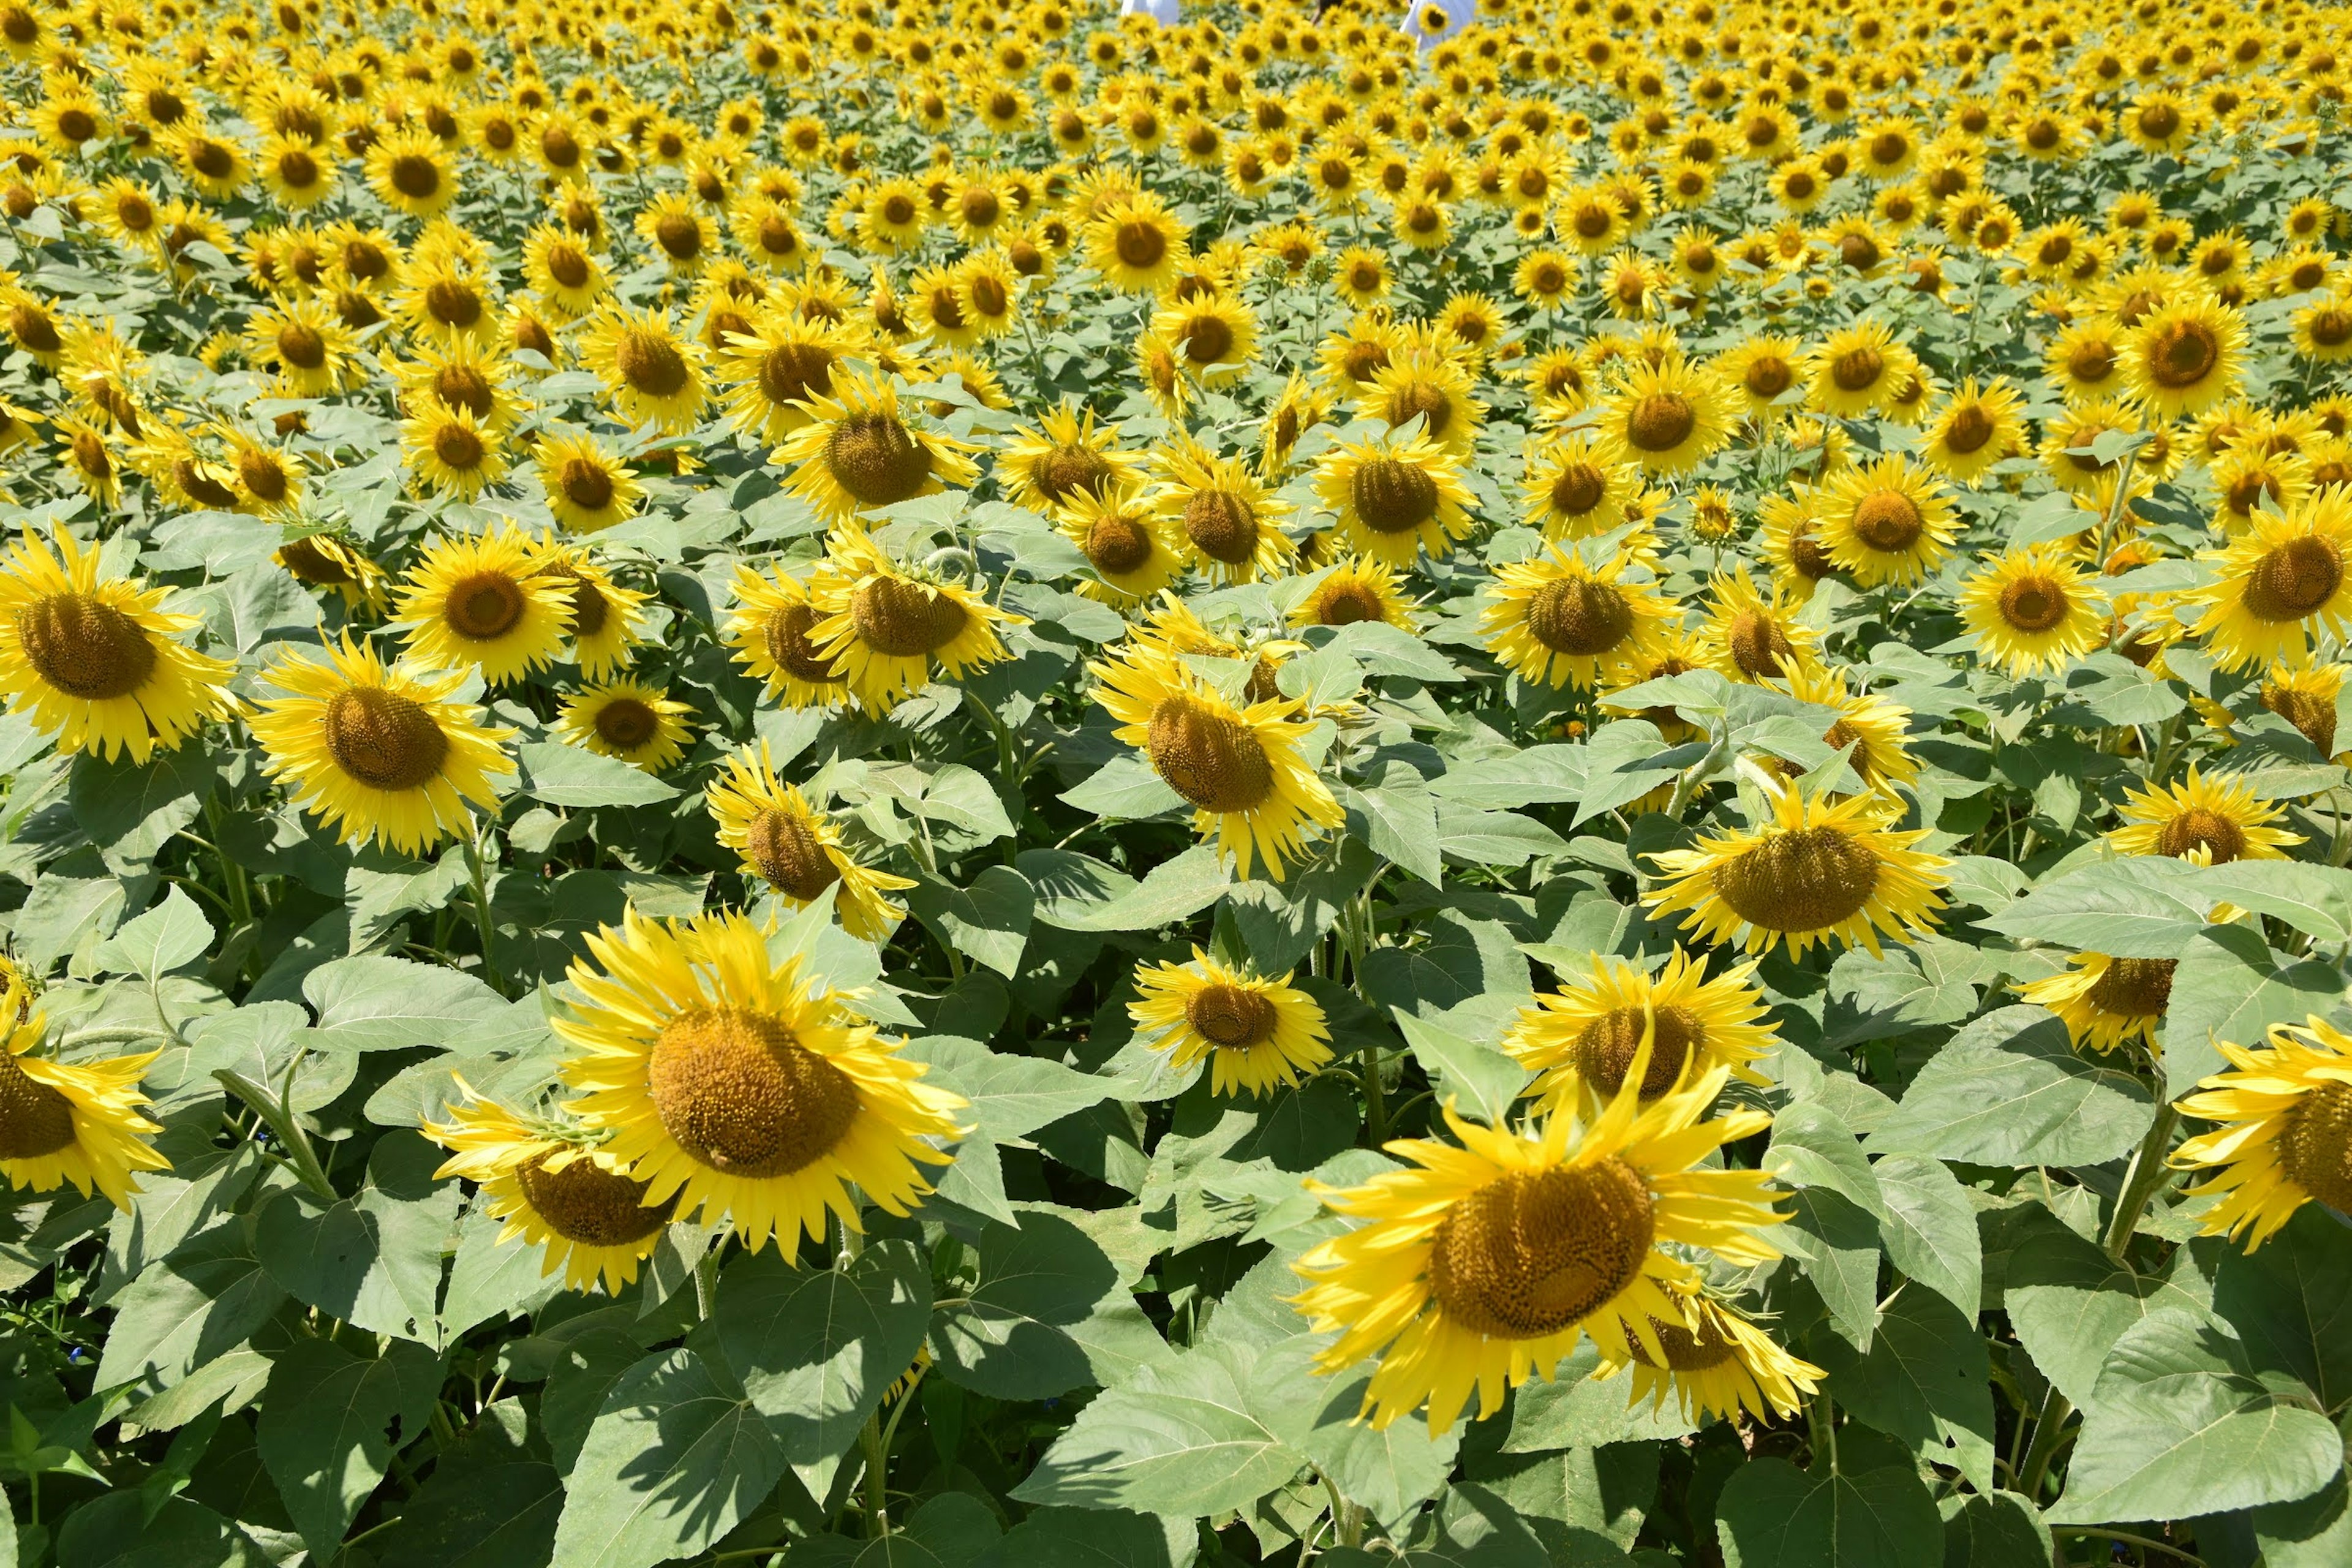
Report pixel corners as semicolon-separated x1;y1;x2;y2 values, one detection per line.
1851;491;1924;552
1616;391;1697;456
1550;462;1607;518
1628;1308;1739;1370
1526;576;1633;656
2263;680;2338;756
446;571;523;639
850;576;968;658
560;456;616;511
1351;456;1440;535
1712;825;1882;933
2145;318;2220;388
238;450;289;502
2311;309;2352;349
424;278;481;330
594;698;659;750
388;153;440;200
0;1055;77;1160
2139;103;2180;140
514;1155;676;1245
187;138;235;178
279;537;351;584
1084;513;1155;576
756;341;834;410
1314;581;1387;626
647;1006;861;1177
7;303;57;355
2277;1079;2352;1215
1944;403;1996;455
2083;956;2176;1019
655;213;702;260
1186;982;1277;1049
1180;313;1235;365
1428;1163;1656;1340
1385;380;1453;439
1744;357;1792;399
1830;347;1885;393
434;364;494;419
1113;219;1168;270
764;601;842;685
545;243;592;289
1574;1005;1701;1099
825;412;933;506
323;685;450;791
1725;607;1793;677
615;328;690;399
1036;442;1113;503
277;323;328;369
18;589;158;701
1183;489;1261;562
2242;535;2345;622
2155;807;2248;864
746;808;842;900
1147;695;1275;813
1998;574;2070;633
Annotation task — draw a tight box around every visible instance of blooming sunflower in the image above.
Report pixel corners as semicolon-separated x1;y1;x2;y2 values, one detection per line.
1587;1286;1823;1426
1358;347;1485;455
715;312;859;443
366;128;459;219
804;526;1022;711
995;404;1143;513
0;981;167;1210
1129;950;1332;1096
2122;297;2247;422
1814;456;1958;588
2018;954;2177;1055
1697;571;1821;684
554;910;968;1254
774;369;979;524
244;298;355;398
1156;442;1295;582
0;526;235;763
707;744;912;941
1088;191;1190;294
392;526;573;687
252;635;516;856
1313;430;1476;567
2105;767;2301;865
1646;783;1950;958
1289;1072;1787;1435
535;431;642;532
557;682;695;772
1060;482;1180;605
1091;646;1342;881
400;404;507;500
1288;557;1418;631
725;564;848;707
2185;496;2352;671
1918;378;2027;484
1522;436;1640;541
537;549;647;680
1592;356;1735;476
276;532;389;615
2172;1016;2352;1250
1805;319;1917;418
1482;546;1676;692
1959;542;2110;677
424;1090;676;1293
1507;948;1776;1116
579;304;709;434
1781;664;1918;790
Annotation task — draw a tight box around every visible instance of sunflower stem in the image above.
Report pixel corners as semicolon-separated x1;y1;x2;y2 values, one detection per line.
464;821;504;996
2016;1384;2074;1503
2100;1101;2180;1261
1807;1391;1838;1474
859;1410;890;1536
693;1248;722;1322
214;1066;336;1201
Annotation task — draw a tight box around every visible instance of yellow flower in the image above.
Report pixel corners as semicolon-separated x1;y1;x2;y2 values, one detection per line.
1357;347;1485;454
996;404;1143;513
724;564;848;708
635;192;718;277
579;303;707;433
392;524;573;687
2105;766;2301;865
1129;950;1332;1096
706;744;913;941
1814;456;1957;588
1959;542;2110;677
557;681;695;772
1697;571;1822;684
804;526;1022;712
1087;191;1190;294
534;431;642;532
1592;355;1735;475
522;224;608;318
1588;1286;1824;1426
1917;378;2027;484
1287;557;1419;631
1157;440;1295;582
1481;545;1676;692
2185;495;2352;671
1507;948;1776;1115
0;979;167;1210
2018;954;2177;1055
1804;318;1917;418
366;128;459;219
715;311;861;443
774;368;979;524
1781;664;1918;790
1313;429;1475;567
276;533;389;615
2172;1016;2352;1250
1060;481;1180;605
1523;435;1640;540
2122;297;2246;421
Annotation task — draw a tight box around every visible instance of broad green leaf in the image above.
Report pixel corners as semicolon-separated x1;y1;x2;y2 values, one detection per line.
2001;1202;2208;1408
1360;913;1529;1020
69;745;214;870
1871;1155;1982;1318
1341;764;1443;887
1469;1444;1657;1554
2210;1205;2352;1412
1502;1340;1697;1450
13;875;129;976
2192;860;2352;944
908;865;1034;978
439;1195;565;1341
1713;1455;1942;1568
1060;753;1185;820
1572;720;1683;826
1977;858;2211;957
1048;845;1231;933
1779;1185;1884;1351
53;1494;270;1568
301;955;507;1053
1437;806;1570;868
975;1505;1194;1568
713;1239;930;1465
96;1223;286;1398
1390;1009;1526;1125
1765;1101;1885;1221
2255;1469;2352;1568
369;1458;561;1568
345;847;469;952
1250;1335;1460;1531
1863;1005;2152;1167
1807;1289;1996;1495
515;740;676;807
930;1208;1170;1400
255;1336;443;1558
1937;1493;2048;1568
2163;924;2342;1098
252;1164;453;1346
92;886;212;979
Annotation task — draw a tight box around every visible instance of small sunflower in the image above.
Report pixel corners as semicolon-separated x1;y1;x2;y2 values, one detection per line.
1959;542;2110;677
1523;435;1640;540
1060;482;1180;605
995;404;1143;513
1593;356;1735;476
391;524;573;687
1313;430;1476;567
0;526;235;763
1804;319;1917;418
707;744;913;941
1814;456;1958;588
244;298;355;396
1918;378;2027;484
774;369;979;524
400;404;508;500
366;128;459;219
1157;442;1295;582
534;431;642;532
1129;951;1332;1096
2122;298;2247;421
1288;557;1419;631
2018;954;2177;1055
715;312;859;443
2172;1016;2352;1250
1482;546;1676;692
2105;766;2301;865
635;193;718;277
1088;191;1191;294
1588;1286;1823;1427
0;981;167;1210
1155;294;1257;388
276;532;389;615
557;681;695;772
2185;496;2352;671
1358;348;1485;454
522;225;608;318
1716;334;1804;418
252;635;516;856
1646;783;1950;958
1697;571;1821;684
555;910;969;1255
725;564;848;707
804;526;1022;711
1781;665;1918;790
1507;948;1777;1116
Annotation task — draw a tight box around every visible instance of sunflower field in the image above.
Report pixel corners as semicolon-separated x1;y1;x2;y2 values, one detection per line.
12;0;2352;1565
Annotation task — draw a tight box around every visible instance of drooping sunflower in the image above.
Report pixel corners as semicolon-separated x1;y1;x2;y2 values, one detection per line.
391;525;573;687
2018;954;2177;1054
1646;783;1950;958
251;635;516;856
1697;571;1822;684
0;982;167;1210
1592;356;1735;476
535;431;642;532
557;682;695;772
2171;1016;2352;1250
1129;950;1333;1096
995;404;1144;513
706;743;913;941
2185;495;2352;671
1507;948;1776;1116
2258;661;2348;760
0;526;236;763
1482;546;1676;692
2105;766;2301;865
724;564;848;707
1060;482;1180;605
1814;456;1958;588
1289;1073;1787;1435
1959;542;2110;677
424;1090;676;1294
1091;646;1342;881
715;312;858;443
276;532;389;615
2122;296;2247;422
1288;557;1419;631
555;910;969;1255
1156;441;1295;582
1587;1285;1823;1426
1918;378;2027;484
579;303;709;434
774;369;979;524
1313;430;1476;567
804;526;1022;711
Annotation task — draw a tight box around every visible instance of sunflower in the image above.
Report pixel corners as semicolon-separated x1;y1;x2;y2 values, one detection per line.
1088;191;1190;294
1812;456;1957;589
1959;542;2109;677
424;1090;677;1294
1359;347;1485;454
1155;294;1256;387
707;744;913;941
1781;664;1918;790
1507;949;1776;1117
1129;951;1332;1097
2185;496;2352;671
725;564;848;707
714;312;859;444
244;298;355;398
276;532;388;615
2120;298;2245;421
536;548;647;680
1804;319;1917;418
774;369;979;524
1060;482;1180;605
397;341;524;435
804;526;1022;711
1523;435;1639;541
366;128;458;219
2258;661;2348;760
635;193;717;277
0;526;235;763
1313;430;1476;567
0;981;167;1211
535;431;642;532
1156;441;1295;582
1716;334;1804;419
2046;320;2126;404
554;910;968;1254
558;682;695;772
166;123;249;200
1482;546;1675;692
2018;954;2177;1055
578;303;707;433
1918;378;2027;484
2171;1016;2352;1250
1593;356;1735;476
400;404;507;501
259;134;334;209
1289;1074;1787;1435
1588;1286;1823;1427
996;404;1143;513
392;525;573;687
1288;557;1419;631
1646;782;1949;958
252;635;516;856
522;224;608;318
1697;571;1821;683
1091;646;1342;881
2105;767;2301;865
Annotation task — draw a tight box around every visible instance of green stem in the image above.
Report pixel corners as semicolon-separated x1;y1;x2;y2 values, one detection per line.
1808;1392;1838;1473
2101;1102;2181;1261
693;1247;722;1322
464;821;503;995
214;1065;336;1200
858;1411;889;1536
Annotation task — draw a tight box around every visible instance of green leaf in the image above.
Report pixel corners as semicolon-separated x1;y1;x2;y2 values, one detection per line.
1713;1455;1942;1568
439;1195;564;1341
255;1336;443;1558
2191;860;2352;944
1977;858;2210;958
1779;1183;1884;1351
1340;764;1443;887
2052;1310;2343;1524
369;1458;561;1568
92;886;212;980
1436;806;1570;868
2210;1204;2352;1412
69;745;214;870
1863;1005;2152;1167
930;1209;1170;1400
976;1506;1193;1568
1360;913;1529;1020
1252;1335;1460;1531
515;740;676;807
1060;753;1184;820
2254;1469;2352;1568
908;866;1034;978
549;1348;788;1568
1808;1289;1996;1494
53;1494;270;1568
345;847;469;952
1937;1493;2048;1568
1391;1009;1527;1125
1765;1101;1885;1221
907;764;1017;850
12;875;129;976
96;1223;286;1398
713;1239;930;1465
301;955;507;1052
1502;1340;1697;1450
2001;1202;2209;1409
252;1138;458;1346
1871;1155;1982;1319
1013;1343;1308;1516
1572;721;1683;826
1047;845;1231;933
2163;923;2343;1099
